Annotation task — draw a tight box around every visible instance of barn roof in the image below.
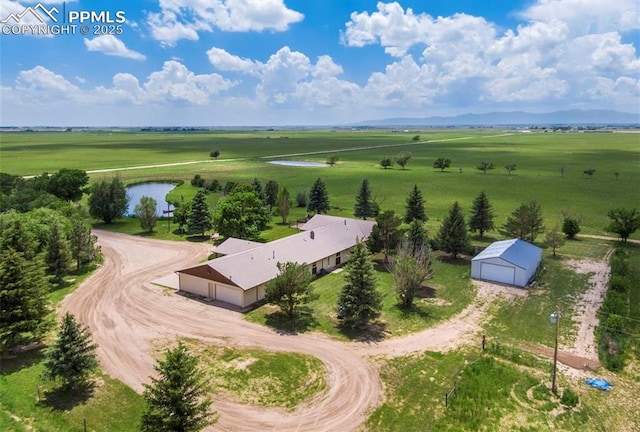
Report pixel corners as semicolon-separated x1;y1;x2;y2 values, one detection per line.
180;215;375;290
471;239;542;270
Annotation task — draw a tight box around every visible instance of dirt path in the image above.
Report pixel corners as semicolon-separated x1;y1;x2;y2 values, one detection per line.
62;231;606;431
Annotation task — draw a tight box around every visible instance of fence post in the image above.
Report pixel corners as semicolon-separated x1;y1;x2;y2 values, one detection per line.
482;334;486;351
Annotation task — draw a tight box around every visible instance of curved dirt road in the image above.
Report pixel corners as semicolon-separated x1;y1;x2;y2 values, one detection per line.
62;231;505;431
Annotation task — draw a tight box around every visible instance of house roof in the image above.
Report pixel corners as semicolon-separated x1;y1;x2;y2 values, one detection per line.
212;238;263;256
471;239;542;270
300;214;376;234
180;215;375;290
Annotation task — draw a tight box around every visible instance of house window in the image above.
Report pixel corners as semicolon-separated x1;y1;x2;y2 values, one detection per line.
335;252;341;266
312;263;317;275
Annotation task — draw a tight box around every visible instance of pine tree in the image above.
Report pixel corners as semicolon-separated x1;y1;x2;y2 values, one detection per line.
354;179;378;220
368;210;403;264
188;190;213;237
173;201;190;234
307;178;330;214
134;195;158;233
406;219;428;256
43;313;98;391
45;222;71;285
469;191;495;239
264;180;279;212
404;184;426;224
438;201;470;259
141;342;215;432
501;201;544;242
337;242;382;328
277;186;292;224
68;219;97;270
251;178;265;202
265;262;317;318
0;249;51;355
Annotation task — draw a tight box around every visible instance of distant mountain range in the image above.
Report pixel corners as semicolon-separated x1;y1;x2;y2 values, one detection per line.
356;110;640;127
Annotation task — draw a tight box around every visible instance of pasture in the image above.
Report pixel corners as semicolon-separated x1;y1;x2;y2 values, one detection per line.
2;129;637;238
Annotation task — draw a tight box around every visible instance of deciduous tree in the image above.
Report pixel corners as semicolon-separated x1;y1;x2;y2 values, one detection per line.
42;313;98;391
433;157;452;172
390;244;433;308
173;201;190;234
561;215;581;239
88;178;129;224
606;208;640;243
326;155;339;166
141;342;215;432
477;161;495;174
277;186;292;224
210;149;220;159
545;227;565;257
380;157;393;169
68;219;97;270
469;191;495;239
47;169;89;202
405;219;428;256
264;180;279;212
583;168;596;179
214;190;270;240
395;152;411;170
265;262;316;319
0;249;51;355
135;196;158;233
188;190;213;237
307;178;330;214
337;242;382;328
438;201;470;259
404;184;426;224
251;178;265;202
504;164;517;175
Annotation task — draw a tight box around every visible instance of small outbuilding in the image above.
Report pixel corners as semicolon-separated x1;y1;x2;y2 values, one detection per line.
471;239;542;287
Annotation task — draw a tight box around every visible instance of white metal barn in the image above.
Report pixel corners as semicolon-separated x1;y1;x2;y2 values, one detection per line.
471;239;542;287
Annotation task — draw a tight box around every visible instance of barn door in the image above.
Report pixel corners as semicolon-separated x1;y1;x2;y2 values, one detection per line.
208;282;216;299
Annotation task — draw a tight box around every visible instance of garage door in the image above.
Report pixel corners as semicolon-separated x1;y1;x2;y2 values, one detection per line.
480;263;515;285
216;285;242;306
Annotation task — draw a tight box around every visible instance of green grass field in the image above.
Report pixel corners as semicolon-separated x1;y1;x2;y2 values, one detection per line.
4;129;636;239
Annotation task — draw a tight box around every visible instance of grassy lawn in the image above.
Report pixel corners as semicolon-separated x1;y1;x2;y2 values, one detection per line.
245;253;475;340
179;342;326;410
0;348;144;432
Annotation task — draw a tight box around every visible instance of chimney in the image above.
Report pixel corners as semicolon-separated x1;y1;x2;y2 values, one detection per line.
310;231;315;240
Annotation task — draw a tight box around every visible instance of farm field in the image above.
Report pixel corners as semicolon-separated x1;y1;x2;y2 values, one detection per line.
2;129;639;431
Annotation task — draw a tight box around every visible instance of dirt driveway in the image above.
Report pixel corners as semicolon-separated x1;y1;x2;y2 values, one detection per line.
62;231;607;431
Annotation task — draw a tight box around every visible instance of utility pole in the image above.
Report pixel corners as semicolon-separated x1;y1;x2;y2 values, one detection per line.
550;306;560;395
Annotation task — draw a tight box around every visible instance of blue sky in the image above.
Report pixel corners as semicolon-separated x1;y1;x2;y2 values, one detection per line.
1;0;638;126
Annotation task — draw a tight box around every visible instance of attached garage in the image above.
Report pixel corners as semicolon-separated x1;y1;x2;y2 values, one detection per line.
471;239;542;287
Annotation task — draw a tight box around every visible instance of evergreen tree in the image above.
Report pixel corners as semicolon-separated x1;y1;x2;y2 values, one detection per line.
265;262;316;318
141;342;215;432
337;242;382;328
404;184;426;224
0;249;51;355
68;218;97;270
501;201;544;242
264;180;279;212
406;219;428;256
43;313;98;391
187;190;213;237
354;179;378;220
307;178;330;214
438;201;470;259
134;195;158;233
277;186;292;224
45;222;71;285
561;216;581;239
368;210;403;264
469;191;495;239
88;177;129;224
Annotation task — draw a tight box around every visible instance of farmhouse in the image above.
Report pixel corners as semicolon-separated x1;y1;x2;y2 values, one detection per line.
176;215;376;308
471;239;542;287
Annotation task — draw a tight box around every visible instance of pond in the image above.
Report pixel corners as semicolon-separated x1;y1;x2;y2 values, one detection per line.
126;182;177;217
268;160;328;167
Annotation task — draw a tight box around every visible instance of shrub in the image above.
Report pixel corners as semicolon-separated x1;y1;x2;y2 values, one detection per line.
191;174;205;187
222;181;237;195
296;191;308;208
207;179;221;192
609;275;628;293
600;290;627;316
561;388;579;407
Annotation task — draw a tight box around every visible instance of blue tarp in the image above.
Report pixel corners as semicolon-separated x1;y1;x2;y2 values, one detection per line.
585;378;613;391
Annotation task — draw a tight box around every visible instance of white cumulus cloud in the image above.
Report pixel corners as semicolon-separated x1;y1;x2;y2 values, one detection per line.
84;35;146;60
147;0;304;46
